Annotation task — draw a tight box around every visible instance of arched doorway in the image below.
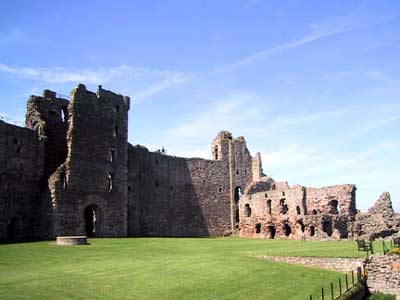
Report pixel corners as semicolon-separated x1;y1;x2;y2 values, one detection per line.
7;216;18;241
84;205;99;237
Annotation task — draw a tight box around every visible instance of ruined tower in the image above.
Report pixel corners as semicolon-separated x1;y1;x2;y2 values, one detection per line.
49;84;130;237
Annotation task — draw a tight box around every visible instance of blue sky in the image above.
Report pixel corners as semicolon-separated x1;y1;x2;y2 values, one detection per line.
0;0;399;211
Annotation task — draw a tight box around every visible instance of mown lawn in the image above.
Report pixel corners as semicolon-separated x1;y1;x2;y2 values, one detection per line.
0;238;369;300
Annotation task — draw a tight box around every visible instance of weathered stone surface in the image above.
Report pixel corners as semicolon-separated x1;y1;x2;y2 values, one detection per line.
366;254;400;299
354;192;400;240
239;184;357;239
0;120;44;240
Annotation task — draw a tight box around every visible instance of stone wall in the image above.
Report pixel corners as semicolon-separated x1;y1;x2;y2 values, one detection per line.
239;184;357;239
0;120;44;240
257;255;366;272
127;146;231;236
366;254;400;299
49;84;130;238
127;130;258;237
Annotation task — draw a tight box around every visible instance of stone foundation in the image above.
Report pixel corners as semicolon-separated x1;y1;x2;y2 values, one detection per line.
56;236;88;246
257;255;365;272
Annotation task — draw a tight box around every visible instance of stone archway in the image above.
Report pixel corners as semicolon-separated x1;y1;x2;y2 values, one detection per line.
7;216;19;241
84;205;99;237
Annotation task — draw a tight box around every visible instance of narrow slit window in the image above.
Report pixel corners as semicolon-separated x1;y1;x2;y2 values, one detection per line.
108;173;113;192
110;150;115;163
114;126;119;138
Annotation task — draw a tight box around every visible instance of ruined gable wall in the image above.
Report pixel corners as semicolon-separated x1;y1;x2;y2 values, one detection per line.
0;120;44;240
49;85;130;238
127;146;231;236
354;192;399;239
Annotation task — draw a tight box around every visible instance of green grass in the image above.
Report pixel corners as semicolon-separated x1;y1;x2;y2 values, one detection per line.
0;238;368;300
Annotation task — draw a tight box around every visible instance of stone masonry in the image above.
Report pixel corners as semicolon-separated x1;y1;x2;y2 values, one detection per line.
0;84;398;240
366;254;400;299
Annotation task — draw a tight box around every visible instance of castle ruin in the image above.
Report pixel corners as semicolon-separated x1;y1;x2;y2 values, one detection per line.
0;85;399;241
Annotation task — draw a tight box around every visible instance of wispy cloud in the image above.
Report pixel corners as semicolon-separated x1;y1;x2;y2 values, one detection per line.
0;63;190;102
215;7;400;73
166;91;262;140
131;72;189;103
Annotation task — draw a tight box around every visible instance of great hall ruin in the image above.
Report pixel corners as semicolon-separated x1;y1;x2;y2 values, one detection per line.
1;84;399;241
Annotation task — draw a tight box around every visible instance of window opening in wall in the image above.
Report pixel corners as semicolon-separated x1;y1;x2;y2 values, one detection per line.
138;174;142;180
214;145;218;160
322;220;333;237
128;186;132;192
283;222;292;236
115;105;120;113
267;226;276;239
219;187;222;192
267;200;272;215
7;216;18;241
282;191;285;196
108;173;113;192
296;206;301;215
110;150;115;163
328;200;339;215
236;170;239;175
13;138;18;145
244;204;251;217
255;223;261;233
114;126;119;138
61;109;66;123
235;208;239;223
16;146;21;154
155;158;159;165
265;193;268;198
48;110;57;117
19;173;23;180
244;169;247;174
84;205;98;237
297;220;305;233
279;199;288;214
155;181;159;187
310;226;315;236
234;187;242;203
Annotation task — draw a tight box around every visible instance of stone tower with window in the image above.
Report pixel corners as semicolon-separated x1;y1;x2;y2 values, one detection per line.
49;84;130;237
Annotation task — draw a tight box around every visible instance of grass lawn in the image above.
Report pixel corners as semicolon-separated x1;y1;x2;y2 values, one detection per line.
0;238;370;300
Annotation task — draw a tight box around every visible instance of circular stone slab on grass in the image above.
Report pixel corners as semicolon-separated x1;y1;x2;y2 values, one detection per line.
56;236;88;246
